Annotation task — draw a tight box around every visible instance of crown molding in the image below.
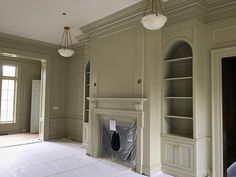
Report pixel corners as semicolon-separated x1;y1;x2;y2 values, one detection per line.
206;1;236;23
80;1;146;36
165;2;207;25
0;32;61;56
77;0;236;40
0;32;58;49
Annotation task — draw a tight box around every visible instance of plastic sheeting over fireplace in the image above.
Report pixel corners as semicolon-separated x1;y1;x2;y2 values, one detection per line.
101;118;137;169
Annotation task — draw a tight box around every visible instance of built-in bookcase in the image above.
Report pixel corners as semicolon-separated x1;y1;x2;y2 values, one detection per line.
163;41;193;139
84;62;90;123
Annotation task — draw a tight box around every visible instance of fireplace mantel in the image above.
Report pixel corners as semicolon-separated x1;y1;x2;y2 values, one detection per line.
86;97;147;174
87;97;147;111
87;97;147;102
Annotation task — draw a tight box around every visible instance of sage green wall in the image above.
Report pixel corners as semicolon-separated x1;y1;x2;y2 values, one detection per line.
65;54;84;141
18;59;41;132
90;24;143;98
143;29;162;173
0;33;67;139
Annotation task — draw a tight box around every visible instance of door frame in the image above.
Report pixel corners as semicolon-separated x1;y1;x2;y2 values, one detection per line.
211;46;236;177
0;47;51;140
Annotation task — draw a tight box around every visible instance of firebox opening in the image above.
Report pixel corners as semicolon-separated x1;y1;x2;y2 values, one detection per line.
101;118;137;169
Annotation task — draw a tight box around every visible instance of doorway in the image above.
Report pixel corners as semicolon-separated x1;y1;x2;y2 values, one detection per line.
222;57;236;177
212;46;236;177
0;47;51;143
0;58;43;147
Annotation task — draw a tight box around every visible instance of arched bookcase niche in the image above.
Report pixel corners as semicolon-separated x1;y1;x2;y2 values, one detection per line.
84;61;90;123
163;40;193;139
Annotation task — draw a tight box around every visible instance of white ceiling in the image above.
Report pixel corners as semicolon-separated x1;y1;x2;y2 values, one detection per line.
0;0;142;45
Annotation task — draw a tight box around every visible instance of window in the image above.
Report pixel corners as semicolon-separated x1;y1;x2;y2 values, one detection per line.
0;65;17;122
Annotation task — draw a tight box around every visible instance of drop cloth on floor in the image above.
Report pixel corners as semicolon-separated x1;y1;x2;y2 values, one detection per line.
0;139;172;177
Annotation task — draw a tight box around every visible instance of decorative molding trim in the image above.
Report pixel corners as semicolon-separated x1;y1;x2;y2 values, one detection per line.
50;117;66;120
0;32;82;58
66;114;83;120
80;1;145;35
212;25;236;46
0;32;58;49
87;97;147;111
77;0;236;40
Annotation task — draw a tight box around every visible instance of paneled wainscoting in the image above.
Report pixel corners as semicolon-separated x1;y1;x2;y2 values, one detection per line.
66;115;83;142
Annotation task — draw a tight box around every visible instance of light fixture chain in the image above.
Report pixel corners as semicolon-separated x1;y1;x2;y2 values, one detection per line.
60;30;66;48
155;0;158;15
64;29;67;49
58;26;75;57
66;30;69;48
143;0;150;16
152;0;154;14
69;29;74;49
159;0;164;15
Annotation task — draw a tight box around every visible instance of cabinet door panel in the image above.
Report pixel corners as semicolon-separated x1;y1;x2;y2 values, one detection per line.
178;143;194;172
162;140;178;167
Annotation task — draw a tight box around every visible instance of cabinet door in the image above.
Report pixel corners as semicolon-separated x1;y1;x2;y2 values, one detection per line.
162;140;178;167
177;143;194;172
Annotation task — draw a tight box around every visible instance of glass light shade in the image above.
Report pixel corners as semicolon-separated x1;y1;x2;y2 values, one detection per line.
58;48;75;57
141;14;167;30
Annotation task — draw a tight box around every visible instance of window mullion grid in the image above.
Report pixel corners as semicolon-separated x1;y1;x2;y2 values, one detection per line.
1;76;16;122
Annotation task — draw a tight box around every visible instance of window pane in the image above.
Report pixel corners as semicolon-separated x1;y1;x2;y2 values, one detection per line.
1;90;8;101
2;80;15;90
0;79;15;122
8;91;14;101
2;80;8;90
1;111;7;121
1;101;7;111
8;81;15;90
3;65;16;77
7;101;14;111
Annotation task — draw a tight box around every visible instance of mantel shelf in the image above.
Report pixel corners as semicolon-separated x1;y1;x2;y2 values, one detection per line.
87;97;147;102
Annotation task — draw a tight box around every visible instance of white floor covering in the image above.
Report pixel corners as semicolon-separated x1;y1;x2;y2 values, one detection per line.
0;139;172;177
0;133;40;148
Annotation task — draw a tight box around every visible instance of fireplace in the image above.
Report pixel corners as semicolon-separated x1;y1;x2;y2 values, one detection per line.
87;97;147;174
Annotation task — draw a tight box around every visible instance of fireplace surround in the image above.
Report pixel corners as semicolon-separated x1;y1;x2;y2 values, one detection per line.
87;97;147;174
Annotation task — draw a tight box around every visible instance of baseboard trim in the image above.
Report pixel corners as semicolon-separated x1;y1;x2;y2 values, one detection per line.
142;163;161;176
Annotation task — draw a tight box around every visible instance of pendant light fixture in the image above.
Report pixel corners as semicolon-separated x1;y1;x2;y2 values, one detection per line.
58;26;75;57
141;0;167;30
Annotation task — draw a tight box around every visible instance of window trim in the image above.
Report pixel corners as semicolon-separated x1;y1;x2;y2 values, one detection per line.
0;61;19;124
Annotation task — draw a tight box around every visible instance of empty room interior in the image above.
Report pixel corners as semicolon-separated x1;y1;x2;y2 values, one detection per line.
0;0;236;177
